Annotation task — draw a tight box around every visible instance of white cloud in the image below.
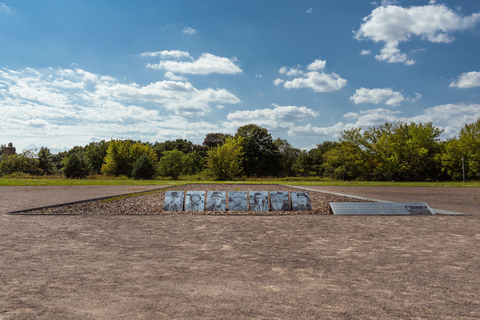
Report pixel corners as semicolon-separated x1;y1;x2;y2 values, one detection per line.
182;27;197;35
307;59;326;71
279;66;303;77
305;8;313;14
350;87;405;106
355;4;480;65
0;67;241;151
164;71;187;81
140;50;191;59
288;104;480;141
225;104;319;131
450;71;480;88
276;59;347;92
284;71;347;92
147;52;242;75
288;122;349;137
360;50;371;55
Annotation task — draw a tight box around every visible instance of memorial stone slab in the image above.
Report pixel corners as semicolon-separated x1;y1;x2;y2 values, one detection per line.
163;191;185;211
206;191;227;212
249;191;269;212
270;191;291;211
228;191;248;212
291;192;312;211
185;191;206;211
330;202;435;215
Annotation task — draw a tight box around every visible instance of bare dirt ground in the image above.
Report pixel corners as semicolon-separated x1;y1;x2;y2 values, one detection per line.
0;185;170;214
305;186;480;215
1;184;480;319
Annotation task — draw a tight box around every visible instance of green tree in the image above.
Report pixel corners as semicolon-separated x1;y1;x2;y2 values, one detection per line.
38;147;55;175
158;149;184;179
182;151;205;175
202;133;232;148
274;138;301;177
206;137;244;180
235;124;281;176
294;141;339;176
101;140;157;177
63;153;89;178
442;118;480;180
153;139;205;159
84;140;109;174
132;154;156;180
0;150;42;176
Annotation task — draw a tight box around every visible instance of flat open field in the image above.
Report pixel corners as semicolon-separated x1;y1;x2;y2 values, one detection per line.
1;185;479;319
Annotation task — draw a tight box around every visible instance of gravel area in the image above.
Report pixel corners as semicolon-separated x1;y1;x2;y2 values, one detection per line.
20;184;371;215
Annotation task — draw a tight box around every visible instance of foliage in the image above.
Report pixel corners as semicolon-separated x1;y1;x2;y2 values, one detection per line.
203;133;232;148
63;153;89;179
132;154;156;180
235;124;281;176
158;149;184;179
0;150;42;176
153;139;206;159
84;140;109;174
274;138;302;177
459;119;480;179
294;141;338;176
182;151;205;175
38;147;55;175
206;137;244;180
101;140;157;177
323;122;443;181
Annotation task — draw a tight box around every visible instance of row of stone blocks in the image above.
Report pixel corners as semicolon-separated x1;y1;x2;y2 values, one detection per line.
163;191;312;212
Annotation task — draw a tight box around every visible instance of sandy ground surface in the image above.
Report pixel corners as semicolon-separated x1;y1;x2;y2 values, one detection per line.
1;185;480;319
303;186;480;215
0;185;170;214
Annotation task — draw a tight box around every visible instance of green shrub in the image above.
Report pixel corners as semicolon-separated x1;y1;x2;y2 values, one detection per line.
63;153;88;179
132;154;156;180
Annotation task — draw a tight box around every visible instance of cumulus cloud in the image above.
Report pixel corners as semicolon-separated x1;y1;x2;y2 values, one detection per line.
283;71;347;92
279;66;303;77
141;50;191;59
276;58;347;92
350;87;405;106
146;52;242;75
224;104;319;131
305;8;313;14
355;4;480;65
450;71;480;88
0;67;240;151
182;27;197;35
360;50;371;55
164;71;187;81
307;59;326;71
288;104;480;141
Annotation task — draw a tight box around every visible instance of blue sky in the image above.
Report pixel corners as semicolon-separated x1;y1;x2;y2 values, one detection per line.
1;0;480;152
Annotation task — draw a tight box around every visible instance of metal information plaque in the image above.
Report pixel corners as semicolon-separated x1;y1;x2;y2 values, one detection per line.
330;202;435;215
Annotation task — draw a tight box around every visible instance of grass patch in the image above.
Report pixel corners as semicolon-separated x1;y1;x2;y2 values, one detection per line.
0;176;479;188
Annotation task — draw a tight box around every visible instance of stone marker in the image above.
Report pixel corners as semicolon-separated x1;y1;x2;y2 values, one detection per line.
249;191;269;212
206;191;227;212
270;191;291;211
185;191;205;211
163;191;184;211
291;192;312;211
329;202;435;215
229;191;248;211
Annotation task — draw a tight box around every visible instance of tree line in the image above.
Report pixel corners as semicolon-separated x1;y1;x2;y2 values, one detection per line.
1;120;480;181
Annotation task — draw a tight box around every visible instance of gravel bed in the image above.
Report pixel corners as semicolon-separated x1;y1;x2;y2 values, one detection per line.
22;184;372;215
